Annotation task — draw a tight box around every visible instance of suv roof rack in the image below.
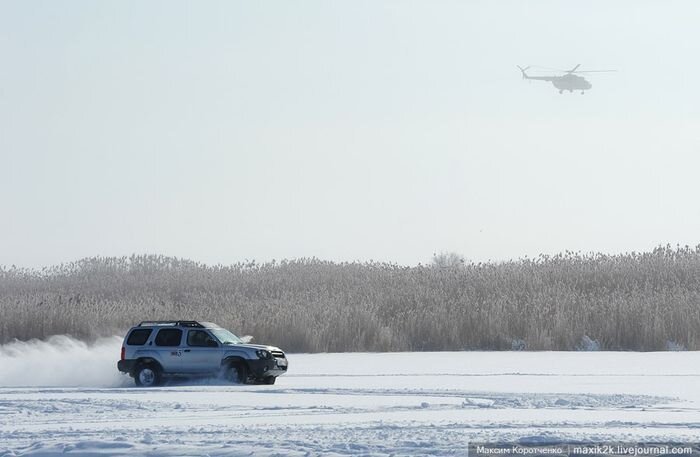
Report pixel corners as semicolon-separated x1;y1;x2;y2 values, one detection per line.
137;320;205;328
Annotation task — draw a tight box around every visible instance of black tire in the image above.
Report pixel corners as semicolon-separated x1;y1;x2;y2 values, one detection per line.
134;364;162;387
225;362;249;384
262;376;276;385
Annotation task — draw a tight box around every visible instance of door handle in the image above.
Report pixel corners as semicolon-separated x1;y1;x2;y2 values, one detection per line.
183;349;191;352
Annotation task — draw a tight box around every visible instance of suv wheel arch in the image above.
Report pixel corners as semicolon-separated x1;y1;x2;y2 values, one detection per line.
132;358;163;376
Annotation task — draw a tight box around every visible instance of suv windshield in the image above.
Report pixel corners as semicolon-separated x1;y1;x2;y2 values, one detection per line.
210;328;243;345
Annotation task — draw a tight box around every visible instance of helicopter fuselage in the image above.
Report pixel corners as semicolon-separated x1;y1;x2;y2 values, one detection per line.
518;66;598;93
523;74;592;93
552;74;592;92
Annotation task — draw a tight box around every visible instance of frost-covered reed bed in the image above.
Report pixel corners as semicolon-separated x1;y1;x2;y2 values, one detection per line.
1;245;699;351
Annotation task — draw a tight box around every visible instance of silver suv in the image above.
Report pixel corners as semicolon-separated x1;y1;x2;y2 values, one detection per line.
117;321;288;387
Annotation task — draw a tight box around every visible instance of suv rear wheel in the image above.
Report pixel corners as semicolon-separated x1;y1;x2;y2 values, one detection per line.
134;364;162;387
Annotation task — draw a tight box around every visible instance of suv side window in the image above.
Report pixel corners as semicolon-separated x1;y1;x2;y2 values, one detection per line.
155;328;182;346
126;329;152;345
187;330;218;347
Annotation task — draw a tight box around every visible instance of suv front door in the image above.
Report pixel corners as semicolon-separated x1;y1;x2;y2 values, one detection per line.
181;329;222;374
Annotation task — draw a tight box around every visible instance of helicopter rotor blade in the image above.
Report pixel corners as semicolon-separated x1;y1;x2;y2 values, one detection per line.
571;70;617;73
524;65;617;76
529;65;566;72
529;65;603;74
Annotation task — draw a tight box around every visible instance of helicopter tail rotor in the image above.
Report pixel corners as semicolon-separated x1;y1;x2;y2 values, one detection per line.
517;65;530;79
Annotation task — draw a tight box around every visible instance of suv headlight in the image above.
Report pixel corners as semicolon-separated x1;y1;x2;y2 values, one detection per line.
256;350;272;360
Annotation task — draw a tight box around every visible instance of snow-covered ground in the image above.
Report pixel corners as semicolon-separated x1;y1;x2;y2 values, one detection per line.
1;337;699;455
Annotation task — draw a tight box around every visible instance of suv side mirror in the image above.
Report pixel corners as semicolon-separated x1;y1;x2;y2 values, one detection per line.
207;340;219;347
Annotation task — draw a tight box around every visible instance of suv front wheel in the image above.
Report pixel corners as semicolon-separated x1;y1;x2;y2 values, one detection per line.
134;364;162;387
225;362;249;384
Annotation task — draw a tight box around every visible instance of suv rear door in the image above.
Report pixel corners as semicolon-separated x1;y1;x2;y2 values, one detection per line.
153;328;184;372
180;329;222;374
124;328;153;359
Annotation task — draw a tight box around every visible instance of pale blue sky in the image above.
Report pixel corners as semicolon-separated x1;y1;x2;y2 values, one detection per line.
2;1;699;267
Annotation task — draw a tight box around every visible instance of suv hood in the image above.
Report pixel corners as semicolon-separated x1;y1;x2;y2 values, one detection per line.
226;343;281;352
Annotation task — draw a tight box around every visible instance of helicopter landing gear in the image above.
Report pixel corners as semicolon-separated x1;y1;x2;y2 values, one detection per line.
581;91;585;95
559;90;563;94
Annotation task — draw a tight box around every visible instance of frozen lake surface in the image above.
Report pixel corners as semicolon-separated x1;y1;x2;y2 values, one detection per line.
1;346;700;455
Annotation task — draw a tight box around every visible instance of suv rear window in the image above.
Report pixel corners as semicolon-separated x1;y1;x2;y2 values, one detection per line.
126;329;152;346
155;329;182;346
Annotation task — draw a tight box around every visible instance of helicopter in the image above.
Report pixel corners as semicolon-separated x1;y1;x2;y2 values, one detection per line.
517;64;615;94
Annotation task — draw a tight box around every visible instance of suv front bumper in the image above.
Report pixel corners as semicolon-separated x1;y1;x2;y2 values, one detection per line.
247;357;288;378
